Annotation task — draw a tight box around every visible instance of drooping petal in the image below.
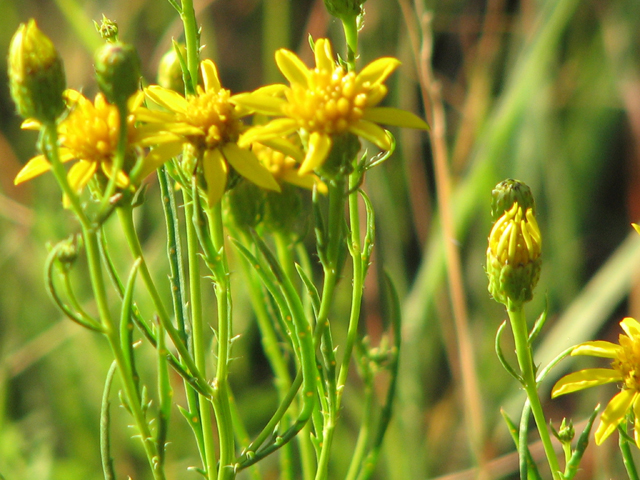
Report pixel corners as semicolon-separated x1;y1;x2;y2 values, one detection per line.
595;389;637;445
362;107;429;130
202;148;228;205
239;118;298;147
357;57;401;88
299;132;332;176
101;163;130;188
135;142;184;181
67;160;97;192
571;341;622;359
145;85;188;114
314;38;334;73
551;368;622;398
349;119;392;150
275;49;310;89
281;170;327;193
14;150;75;185
201;59;221;93
222;143;280;192
621;317;640;338
231;93;286;116
127;90;146;111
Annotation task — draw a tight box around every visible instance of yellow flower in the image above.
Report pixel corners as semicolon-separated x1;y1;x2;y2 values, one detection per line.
552;317;640;447
136;59;280;205
252;139;327;193
14;90;154;201
234;38;429;175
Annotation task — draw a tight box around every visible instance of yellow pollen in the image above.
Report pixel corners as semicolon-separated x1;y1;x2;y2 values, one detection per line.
179;88;242;149
284;68;371;134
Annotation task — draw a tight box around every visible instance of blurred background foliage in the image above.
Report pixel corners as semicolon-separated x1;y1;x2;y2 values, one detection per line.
1;0;640;479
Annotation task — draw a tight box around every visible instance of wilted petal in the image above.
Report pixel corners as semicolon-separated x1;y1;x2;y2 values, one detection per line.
201;59;221;93
572;341;622;359
314;38;334;73
551;368;622;398
203;148;228;205
299;132;331;175
595;389;636;445
146;85;188;113
357;57;401;87
222;143;280;192
363;107;429;130
275;49;309;89
350;119;391;150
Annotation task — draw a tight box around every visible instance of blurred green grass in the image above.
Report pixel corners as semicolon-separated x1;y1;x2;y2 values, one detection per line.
1;0;640;479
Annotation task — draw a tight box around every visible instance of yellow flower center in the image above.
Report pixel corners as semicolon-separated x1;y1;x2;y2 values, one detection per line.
178;87;243;150
59;93;133;164
252;143;297;180
284;67;369;134
488;204;541;267
613;334;640;391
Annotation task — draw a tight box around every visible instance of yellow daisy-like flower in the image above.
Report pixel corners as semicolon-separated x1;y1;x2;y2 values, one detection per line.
552;317;640;447
136;59;280;205
234;38;429;175
14;89;152;201
252;138;327;193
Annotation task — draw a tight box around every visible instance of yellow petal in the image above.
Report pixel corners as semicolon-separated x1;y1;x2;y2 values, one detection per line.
21;118;42;130
281;170;326;193
349;120;392;150
14;150;75;185
239;119;298;147
362;107;429;130
135;143;184;181
134;108;178;124
633;223;640;236
551;368;622;398
203;148;228;205
275;49;310;89
136;131;184;148
231;92;286;116
299;132;331;175
357;57;401;87
595;389;637;445
250;84;288;97
67;160;97;193
201;59;221;93
222;143;280;192
621;317;640;338
257;137;304;162
101;163;130;188
314;38;334;73
571;340;622;359
146;85;188;114
634;398;640;448
128;90;145;111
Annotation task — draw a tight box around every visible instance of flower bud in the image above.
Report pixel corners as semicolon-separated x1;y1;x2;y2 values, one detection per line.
263;184;305;236
94;42;141;106
8;19;66;123
157;44;186;93
487;180;541;308
224;180;265;230
324;0;366;19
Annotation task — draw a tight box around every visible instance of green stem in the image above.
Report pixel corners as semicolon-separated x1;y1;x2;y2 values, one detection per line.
180;0;200;94
185;198;218;480
620;424;640;480
98;103;127;215
205;201;235;480
507;304;561;480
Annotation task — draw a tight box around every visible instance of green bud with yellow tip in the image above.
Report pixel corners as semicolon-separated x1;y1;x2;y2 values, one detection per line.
8;19;66;123
94;41;141;107
487;179;541;309
157;44;187;93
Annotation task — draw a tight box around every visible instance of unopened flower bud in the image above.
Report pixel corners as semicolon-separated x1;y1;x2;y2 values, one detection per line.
324;0;366;19
8;19;66;123
552;418;575;444
487;179;541;308
263;184;305;235
94;15;119;42
225;180;265;230
94;42;141;106
491;178;535;221
157;44;186;93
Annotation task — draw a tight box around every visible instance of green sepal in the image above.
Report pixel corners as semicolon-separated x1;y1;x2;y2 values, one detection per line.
100;361;118;480
495;320;522;383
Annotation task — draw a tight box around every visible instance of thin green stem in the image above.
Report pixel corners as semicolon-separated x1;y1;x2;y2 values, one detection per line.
620;424;640;480
508;305;561;480
180;0;200;94
185;197;217;480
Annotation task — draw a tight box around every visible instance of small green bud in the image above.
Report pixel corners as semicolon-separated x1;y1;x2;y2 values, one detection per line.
324;0;366;19
263;183;305;236
487;179;542;308
551;418;575;444
224;180;265;230
491;178;535;221
94;42;141;106
94;15;119;42
54;235;81;271
157;44;186;93
8;19;66;122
